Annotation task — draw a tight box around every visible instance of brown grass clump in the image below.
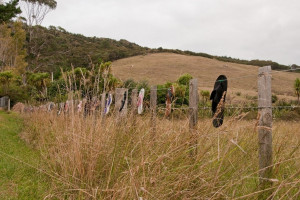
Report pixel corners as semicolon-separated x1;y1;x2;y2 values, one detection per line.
21;109;300;199
12;102;25;113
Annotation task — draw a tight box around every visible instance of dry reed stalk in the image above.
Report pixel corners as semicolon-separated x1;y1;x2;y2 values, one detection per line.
18;103;300;199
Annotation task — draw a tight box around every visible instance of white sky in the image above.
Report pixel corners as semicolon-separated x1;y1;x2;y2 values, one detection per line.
19;0;300;65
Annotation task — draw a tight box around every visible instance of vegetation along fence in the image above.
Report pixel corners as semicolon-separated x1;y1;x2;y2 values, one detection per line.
7;66;300;198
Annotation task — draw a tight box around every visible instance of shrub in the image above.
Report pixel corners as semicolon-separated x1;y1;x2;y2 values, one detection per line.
123;79;137;91
177;73;193;86
200;90;210;103
272;94;278;103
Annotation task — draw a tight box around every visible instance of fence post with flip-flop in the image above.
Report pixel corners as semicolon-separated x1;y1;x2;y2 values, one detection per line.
115;88;128;121
257;66;273;197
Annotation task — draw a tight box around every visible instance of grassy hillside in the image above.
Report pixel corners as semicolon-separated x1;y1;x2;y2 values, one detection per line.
112;53;300;104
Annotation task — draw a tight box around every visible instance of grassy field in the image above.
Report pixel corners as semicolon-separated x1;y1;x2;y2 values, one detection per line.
18;109;300;199
0;111;50;199
112;53;300;104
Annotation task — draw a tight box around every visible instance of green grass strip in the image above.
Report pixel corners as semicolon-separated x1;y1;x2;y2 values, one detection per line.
0;111;50;200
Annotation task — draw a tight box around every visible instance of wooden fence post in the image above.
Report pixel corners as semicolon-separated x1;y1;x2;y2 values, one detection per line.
51;72;54;82
0;97;4;108
258;66;273;197
150;86;157;135
131;89;138;116
131;89;138;126
68;92;74;115
189;79;198;156
115;88;128;120
7;98;10;112
100;92;106;122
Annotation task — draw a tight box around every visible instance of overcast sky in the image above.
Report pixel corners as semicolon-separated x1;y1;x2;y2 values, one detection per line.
21;0;300;65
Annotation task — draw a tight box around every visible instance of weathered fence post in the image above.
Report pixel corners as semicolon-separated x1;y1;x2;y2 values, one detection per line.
100;92;106;123
115;88;128;121
51;72;54;82
68;92;74;115
150;86;157;135
0;97;4;108
258;66;273;197
7;98;10;112
189;79;199;156
131;89;138;116
131;89;138;127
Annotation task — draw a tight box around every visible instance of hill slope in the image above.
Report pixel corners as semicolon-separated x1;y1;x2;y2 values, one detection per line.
27;26;149;74
112;53;300;103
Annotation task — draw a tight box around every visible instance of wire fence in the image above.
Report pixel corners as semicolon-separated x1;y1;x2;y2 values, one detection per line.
157;105;300;111
3;67;300;112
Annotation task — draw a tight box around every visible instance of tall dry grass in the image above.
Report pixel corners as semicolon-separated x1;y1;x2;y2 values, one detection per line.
20;107;300;199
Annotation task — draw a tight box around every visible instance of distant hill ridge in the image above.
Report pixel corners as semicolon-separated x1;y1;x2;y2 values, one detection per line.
26;25;298;75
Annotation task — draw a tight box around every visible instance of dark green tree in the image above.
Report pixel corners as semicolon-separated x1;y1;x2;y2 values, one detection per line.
0;70;14;95
0;0;22;23
27;72;50;98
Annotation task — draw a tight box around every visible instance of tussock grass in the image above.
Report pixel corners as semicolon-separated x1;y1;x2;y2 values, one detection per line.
21;109;300;199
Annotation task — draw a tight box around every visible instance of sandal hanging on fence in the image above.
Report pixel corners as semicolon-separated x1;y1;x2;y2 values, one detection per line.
119;91;127;112
104;93;112;115
210;75;227;128
137;88;145;114
165;85;175;117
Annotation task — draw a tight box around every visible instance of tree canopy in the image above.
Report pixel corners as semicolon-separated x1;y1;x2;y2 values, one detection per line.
23;0;57;9
0;0;22;23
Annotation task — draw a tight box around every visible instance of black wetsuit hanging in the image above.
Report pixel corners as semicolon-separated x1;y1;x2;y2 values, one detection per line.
210;75;227;128
119;91;127;112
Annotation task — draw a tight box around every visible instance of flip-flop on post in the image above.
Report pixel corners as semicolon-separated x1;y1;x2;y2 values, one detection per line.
210;75;228;128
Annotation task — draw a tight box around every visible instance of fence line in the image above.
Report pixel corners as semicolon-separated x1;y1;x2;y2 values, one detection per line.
8;66;300;113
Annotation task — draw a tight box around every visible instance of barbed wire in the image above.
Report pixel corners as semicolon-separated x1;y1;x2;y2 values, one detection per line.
157;105;300;110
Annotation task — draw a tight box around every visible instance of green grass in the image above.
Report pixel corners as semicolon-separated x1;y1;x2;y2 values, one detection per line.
0;111;50;199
